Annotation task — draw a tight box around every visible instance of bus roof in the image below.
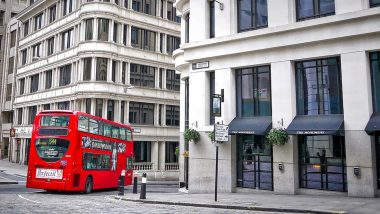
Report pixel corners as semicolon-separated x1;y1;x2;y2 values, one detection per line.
37;110;132;127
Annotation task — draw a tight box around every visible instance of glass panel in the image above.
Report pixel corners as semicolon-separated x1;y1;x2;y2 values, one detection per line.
104;123;112;137
256;0;268;27
298;0;314;19
242;69;254;117
238;0;252;31
78;116;88;132
89;118;99;134
35;138;70;162
319;0;335;15
120;128;126;140
41;116;70;127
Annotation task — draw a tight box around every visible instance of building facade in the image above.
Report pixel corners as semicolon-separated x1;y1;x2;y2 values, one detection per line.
0;0;28;160
1;0;181;180
174;0;380;197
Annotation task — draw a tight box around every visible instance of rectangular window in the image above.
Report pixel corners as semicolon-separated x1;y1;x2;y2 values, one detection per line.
20;49;27;66
130;63;155;88
24;21;29;37
159;68;163;88
131;26;156;51
166;35;180;55
236;65;271;117
85;19;94;41
238;0;268;32
58;101;70;110
28;106;37;124
83;153;111;170
121;101;125;123
122;62;126;84
132;0;156;16
129;102;154;125
371;0;380;7
59;64;72;86
96;57;108;81
210;72;215;125
20;78;25;95
185;13;189;43
30;74;39;93
165;142;179;163
85;98;91;114
210;1;215;38
45;70;52;89
98;18;109;41
43;104;50;110
296;0;335;21
32;43;41;60
0;11;4;26
166;69;180;91
8;57;14;74
124;0;128;8
10;30;16;48
63;0;74;16
134;141;151;162
83;58;92;81
49;4;57;23
107;100;115;121
6;84;12;101
96;99;103;117
295;57;342;115
299;135;346;192
61;28;73;50
370;52;380;112
112;60;116;82
34;13;43;31
17;108;23;125
166;105;180;126
47;37;54;56
123;24;128;45
113;23;118;43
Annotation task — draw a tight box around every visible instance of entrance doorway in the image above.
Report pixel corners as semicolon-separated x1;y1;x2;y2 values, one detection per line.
237;135;273;190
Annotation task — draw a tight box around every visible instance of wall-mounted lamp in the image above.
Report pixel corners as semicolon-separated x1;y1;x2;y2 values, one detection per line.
278;163;284;171
353;166;360;177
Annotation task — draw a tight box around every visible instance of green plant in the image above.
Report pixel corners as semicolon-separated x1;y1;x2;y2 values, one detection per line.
183;128;201;143
208;131;215;142
266;128;289;146
175;146;179;155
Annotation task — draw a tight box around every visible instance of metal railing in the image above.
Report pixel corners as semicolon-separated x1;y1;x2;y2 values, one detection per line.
165;163;179;171
133;162;153;171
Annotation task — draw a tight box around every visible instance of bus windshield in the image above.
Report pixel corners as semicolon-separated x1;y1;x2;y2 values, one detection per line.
35;138;70;162
41;116;70;127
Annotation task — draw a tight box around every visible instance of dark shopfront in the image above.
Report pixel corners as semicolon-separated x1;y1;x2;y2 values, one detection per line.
365;113;380;188
287;115;347;192
229;116;273;191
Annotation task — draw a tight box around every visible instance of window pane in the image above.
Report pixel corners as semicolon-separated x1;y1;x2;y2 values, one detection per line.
96;58;108;81
319;0;335;15
238;0;252;31
371;52;380;112
78;116;89;132
256;0;268;27
98;19;109;41
242;69;254;117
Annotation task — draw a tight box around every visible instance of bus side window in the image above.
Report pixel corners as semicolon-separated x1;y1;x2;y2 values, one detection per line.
120;128;126;140
89;119;99;134
104;123;112;137
126;157;133;170
98;122;104;136
111;126;119;139
126;129;132;141
78;116;89;132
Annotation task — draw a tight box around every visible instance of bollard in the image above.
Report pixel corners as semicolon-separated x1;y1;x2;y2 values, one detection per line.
118;170;125;196
133;175;138;194
139;173;147;199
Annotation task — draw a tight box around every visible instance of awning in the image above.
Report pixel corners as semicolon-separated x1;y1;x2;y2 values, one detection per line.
228;116;272;135
286;115;344;135
365;113;380;135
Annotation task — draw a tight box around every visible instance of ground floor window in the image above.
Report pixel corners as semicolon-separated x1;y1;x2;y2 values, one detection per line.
134;141;151;162
375;135;380;188
165;142;178;163
236;135;273;190
299;135;346;192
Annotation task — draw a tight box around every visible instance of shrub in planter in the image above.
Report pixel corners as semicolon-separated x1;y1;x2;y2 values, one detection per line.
208;131;215;142
183;128;200;143
175;146;179;156
266;128;289;146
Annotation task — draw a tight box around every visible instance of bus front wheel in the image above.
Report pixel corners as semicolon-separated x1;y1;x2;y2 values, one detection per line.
84;177;93;194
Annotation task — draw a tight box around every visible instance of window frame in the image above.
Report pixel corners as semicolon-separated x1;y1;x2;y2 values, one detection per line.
296;0;336;21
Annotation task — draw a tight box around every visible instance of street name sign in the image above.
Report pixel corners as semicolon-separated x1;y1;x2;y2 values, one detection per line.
215;124;229;142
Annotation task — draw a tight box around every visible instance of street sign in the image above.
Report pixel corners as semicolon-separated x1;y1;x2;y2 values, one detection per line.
215;124;229;142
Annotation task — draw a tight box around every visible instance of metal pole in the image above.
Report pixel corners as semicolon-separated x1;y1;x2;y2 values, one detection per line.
133;174;138;194
118;170;125;196
140;173;147;199
215;145;218;202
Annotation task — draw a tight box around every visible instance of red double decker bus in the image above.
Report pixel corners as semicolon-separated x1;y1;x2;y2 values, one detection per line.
26;110;134;193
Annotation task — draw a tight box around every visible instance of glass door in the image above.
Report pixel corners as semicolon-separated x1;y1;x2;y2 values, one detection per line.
237;135;273;190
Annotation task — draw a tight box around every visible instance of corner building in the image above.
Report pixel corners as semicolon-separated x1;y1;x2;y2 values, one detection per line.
174;0;380;197
1;0;181;180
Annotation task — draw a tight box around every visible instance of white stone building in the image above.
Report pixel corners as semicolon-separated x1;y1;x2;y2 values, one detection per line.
0;0;28;160
1;0;181;180
174;0;380;197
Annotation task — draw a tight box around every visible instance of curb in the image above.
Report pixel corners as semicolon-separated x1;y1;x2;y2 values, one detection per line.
0;181;18;185
113;196;345;214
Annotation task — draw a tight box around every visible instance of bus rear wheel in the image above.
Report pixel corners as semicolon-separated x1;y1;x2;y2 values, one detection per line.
84;177;93;194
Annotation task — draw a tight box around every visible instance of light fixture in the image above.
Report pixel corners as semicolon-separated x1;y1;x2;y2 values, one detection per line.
215;0;224;10
353;166;360;177
278;163;284;171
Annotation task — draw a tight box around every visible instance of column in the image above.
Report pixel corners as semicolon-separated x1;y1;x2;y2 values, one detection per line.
163;0;168;19
91;98;96;115
157;0;162;18
39;72;43;91
91;57;96;80
117;60;123;83
154;67;159;88
154;103;159;126
125;101;130;123
80;20;85;42
114;100;121;123
107;58;112;82
158;141;166;171
102;99;106;118
341;51;376;197
110;20;114;42
94;18;98;40
126;61;131;85
162;34;167;54
155;32;160;52
162;68;167;89
271;61;298;195
127;25;131;46
151;141;159;170
162;104;166;126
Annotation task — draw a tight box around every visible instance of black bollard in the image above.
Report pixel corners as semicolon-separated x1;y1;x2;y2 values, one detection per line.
118;170;125;196
133;175;138;194
139;173;147;199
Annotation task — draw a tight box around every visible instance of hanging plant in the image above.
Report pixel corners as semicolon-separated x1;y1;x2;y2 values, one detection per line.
208;130;215;142
266;128;289;146
175;146;179;156
183;128;201;143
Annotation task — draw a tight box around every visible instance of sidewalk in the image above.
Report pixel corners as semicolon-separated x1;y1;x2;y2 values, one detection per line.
0;159;27;184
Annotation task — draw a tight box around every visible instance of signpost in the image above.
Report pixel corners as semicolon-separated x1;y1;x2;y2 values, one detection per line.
213;123;229;202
